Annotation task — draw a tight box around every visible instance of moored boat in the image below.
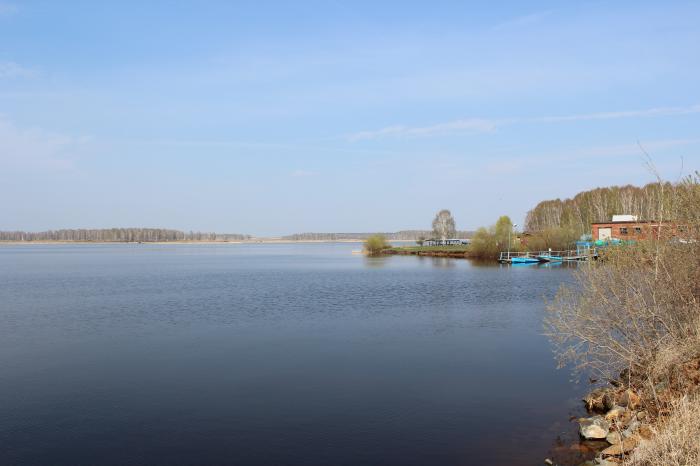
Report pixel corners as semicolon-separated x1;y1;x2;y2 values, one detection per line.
510;256;540;264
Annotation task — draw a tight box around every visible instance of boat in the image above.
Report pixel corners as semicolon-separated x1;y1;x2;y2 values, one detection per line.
537;254;563;262
510;256;540;264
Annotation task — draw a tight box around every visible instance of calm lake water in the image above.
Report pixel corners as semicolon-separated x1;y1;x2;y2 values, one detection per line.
0;243;587;465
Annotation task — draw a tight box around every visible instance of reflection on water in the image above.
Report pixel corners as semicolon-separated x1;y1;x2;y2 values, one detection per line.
0;243;583;466
363;255;390;268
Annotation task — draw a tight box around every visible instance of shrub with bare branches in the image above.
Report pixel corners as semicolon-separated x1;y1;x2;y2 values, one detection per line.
545;173;700;408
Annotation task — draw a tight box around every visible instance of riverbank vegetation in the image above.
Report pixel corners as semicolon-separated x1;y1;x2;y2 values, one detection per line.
384;244;470;258
521;227;579;251
545;172;700;464
363;234;389;256
469;215;517;259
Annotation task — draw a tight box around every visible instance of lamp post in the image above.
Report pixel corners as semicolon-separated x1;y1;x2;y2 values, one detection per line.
508;223;518;259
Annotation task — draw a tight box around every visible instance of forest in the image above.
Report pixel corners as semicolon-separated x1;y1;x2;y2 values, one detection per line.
0;229;251;242
524;182;675;236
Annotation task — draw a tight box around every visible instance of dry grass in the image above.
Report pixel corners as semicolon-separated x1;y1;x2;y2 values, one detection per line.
626;396;700;466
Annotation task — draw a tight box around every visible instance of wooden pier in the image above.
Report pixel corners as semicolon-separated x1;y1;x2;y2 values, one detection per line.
498;248;597;264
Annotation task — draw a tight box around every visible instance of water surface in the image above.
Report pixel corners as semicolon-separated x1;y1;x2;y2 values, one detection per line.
0;243;584;465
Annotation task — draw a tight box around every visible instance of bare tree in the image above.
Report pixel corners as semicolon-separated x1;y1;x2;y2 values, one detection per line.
432;209;457;240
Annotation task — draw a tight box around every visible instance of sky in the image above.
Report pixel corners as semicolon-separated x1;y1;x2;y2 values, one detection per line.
1;0;699;236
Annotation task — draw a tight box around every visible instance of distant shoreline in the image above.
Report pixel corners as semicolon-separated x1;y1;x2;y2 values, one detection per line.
0;239;417;245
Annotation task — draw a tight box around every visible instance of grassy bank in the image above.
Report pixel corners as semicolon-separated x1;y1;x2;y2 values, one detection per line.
384;245;471;258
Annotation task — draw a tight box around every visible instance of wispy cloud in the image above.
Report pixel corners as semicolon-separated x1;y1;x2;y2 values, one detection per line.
492;10;552;31
348;118;498;141
485;138;699;173
348;104;700;141
0;2;17;16
533;104;700;123
0;116;89;170
0;61;35;79
290;169;317;177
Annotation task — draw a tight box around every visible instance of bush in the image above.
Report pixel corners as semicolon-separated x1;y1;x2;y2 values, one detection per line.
545;173;700;412
469;216;519;259
364;234;389;256
524;227;578;251
545;239;700;384
469;227;500;259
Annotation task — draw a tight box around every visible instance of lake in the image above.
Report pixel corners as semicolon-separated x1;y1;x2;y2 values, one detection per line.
0;243;587;465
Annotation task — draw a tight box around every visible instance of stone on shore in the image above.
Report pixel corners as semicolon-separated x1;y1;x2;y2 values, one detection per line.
623;418;640;437
618;389;641;409
605;431;623;445
601;436;639;456
579;416;610;439
604;406;626;421
584;388;611;412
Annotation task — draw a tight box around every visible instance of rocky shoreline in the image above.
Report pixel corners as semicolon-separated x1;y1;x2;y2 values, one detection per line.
545;385;657;465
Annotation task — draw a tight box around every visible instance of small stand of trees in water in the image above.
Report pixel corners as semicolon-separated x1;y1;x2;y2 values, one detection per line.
468;215;516;259
0;229;251;242
363;234;389;256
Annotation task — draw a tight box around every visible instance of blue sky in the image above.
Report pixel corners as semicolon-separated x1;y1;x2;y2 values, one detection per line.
1;1;699;235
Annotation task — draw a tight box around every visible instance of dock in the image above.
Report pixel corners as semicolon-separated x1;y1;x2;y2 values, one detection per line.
498;248;598;264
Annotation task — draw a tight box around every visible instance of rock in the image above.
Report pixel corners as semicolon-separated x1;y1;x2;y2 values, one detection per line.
595;459;618;466
579;415;610;439
618;389;641;409
601;437;639;456
604;406;626;421
618;410;632;427
606;431;623;445
584;388;612;412
602;392;617;411
623;418;640;437
594;458;617;466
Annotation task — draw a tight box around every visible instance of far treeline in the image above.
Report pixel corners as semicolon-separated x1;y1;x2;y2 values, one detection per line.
283;230;474;241
0;229;251;242
525;181;674;236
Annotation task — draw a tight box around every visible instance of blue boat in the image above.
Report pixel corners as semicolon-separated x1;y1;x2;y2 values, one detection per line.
510;256;540;264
